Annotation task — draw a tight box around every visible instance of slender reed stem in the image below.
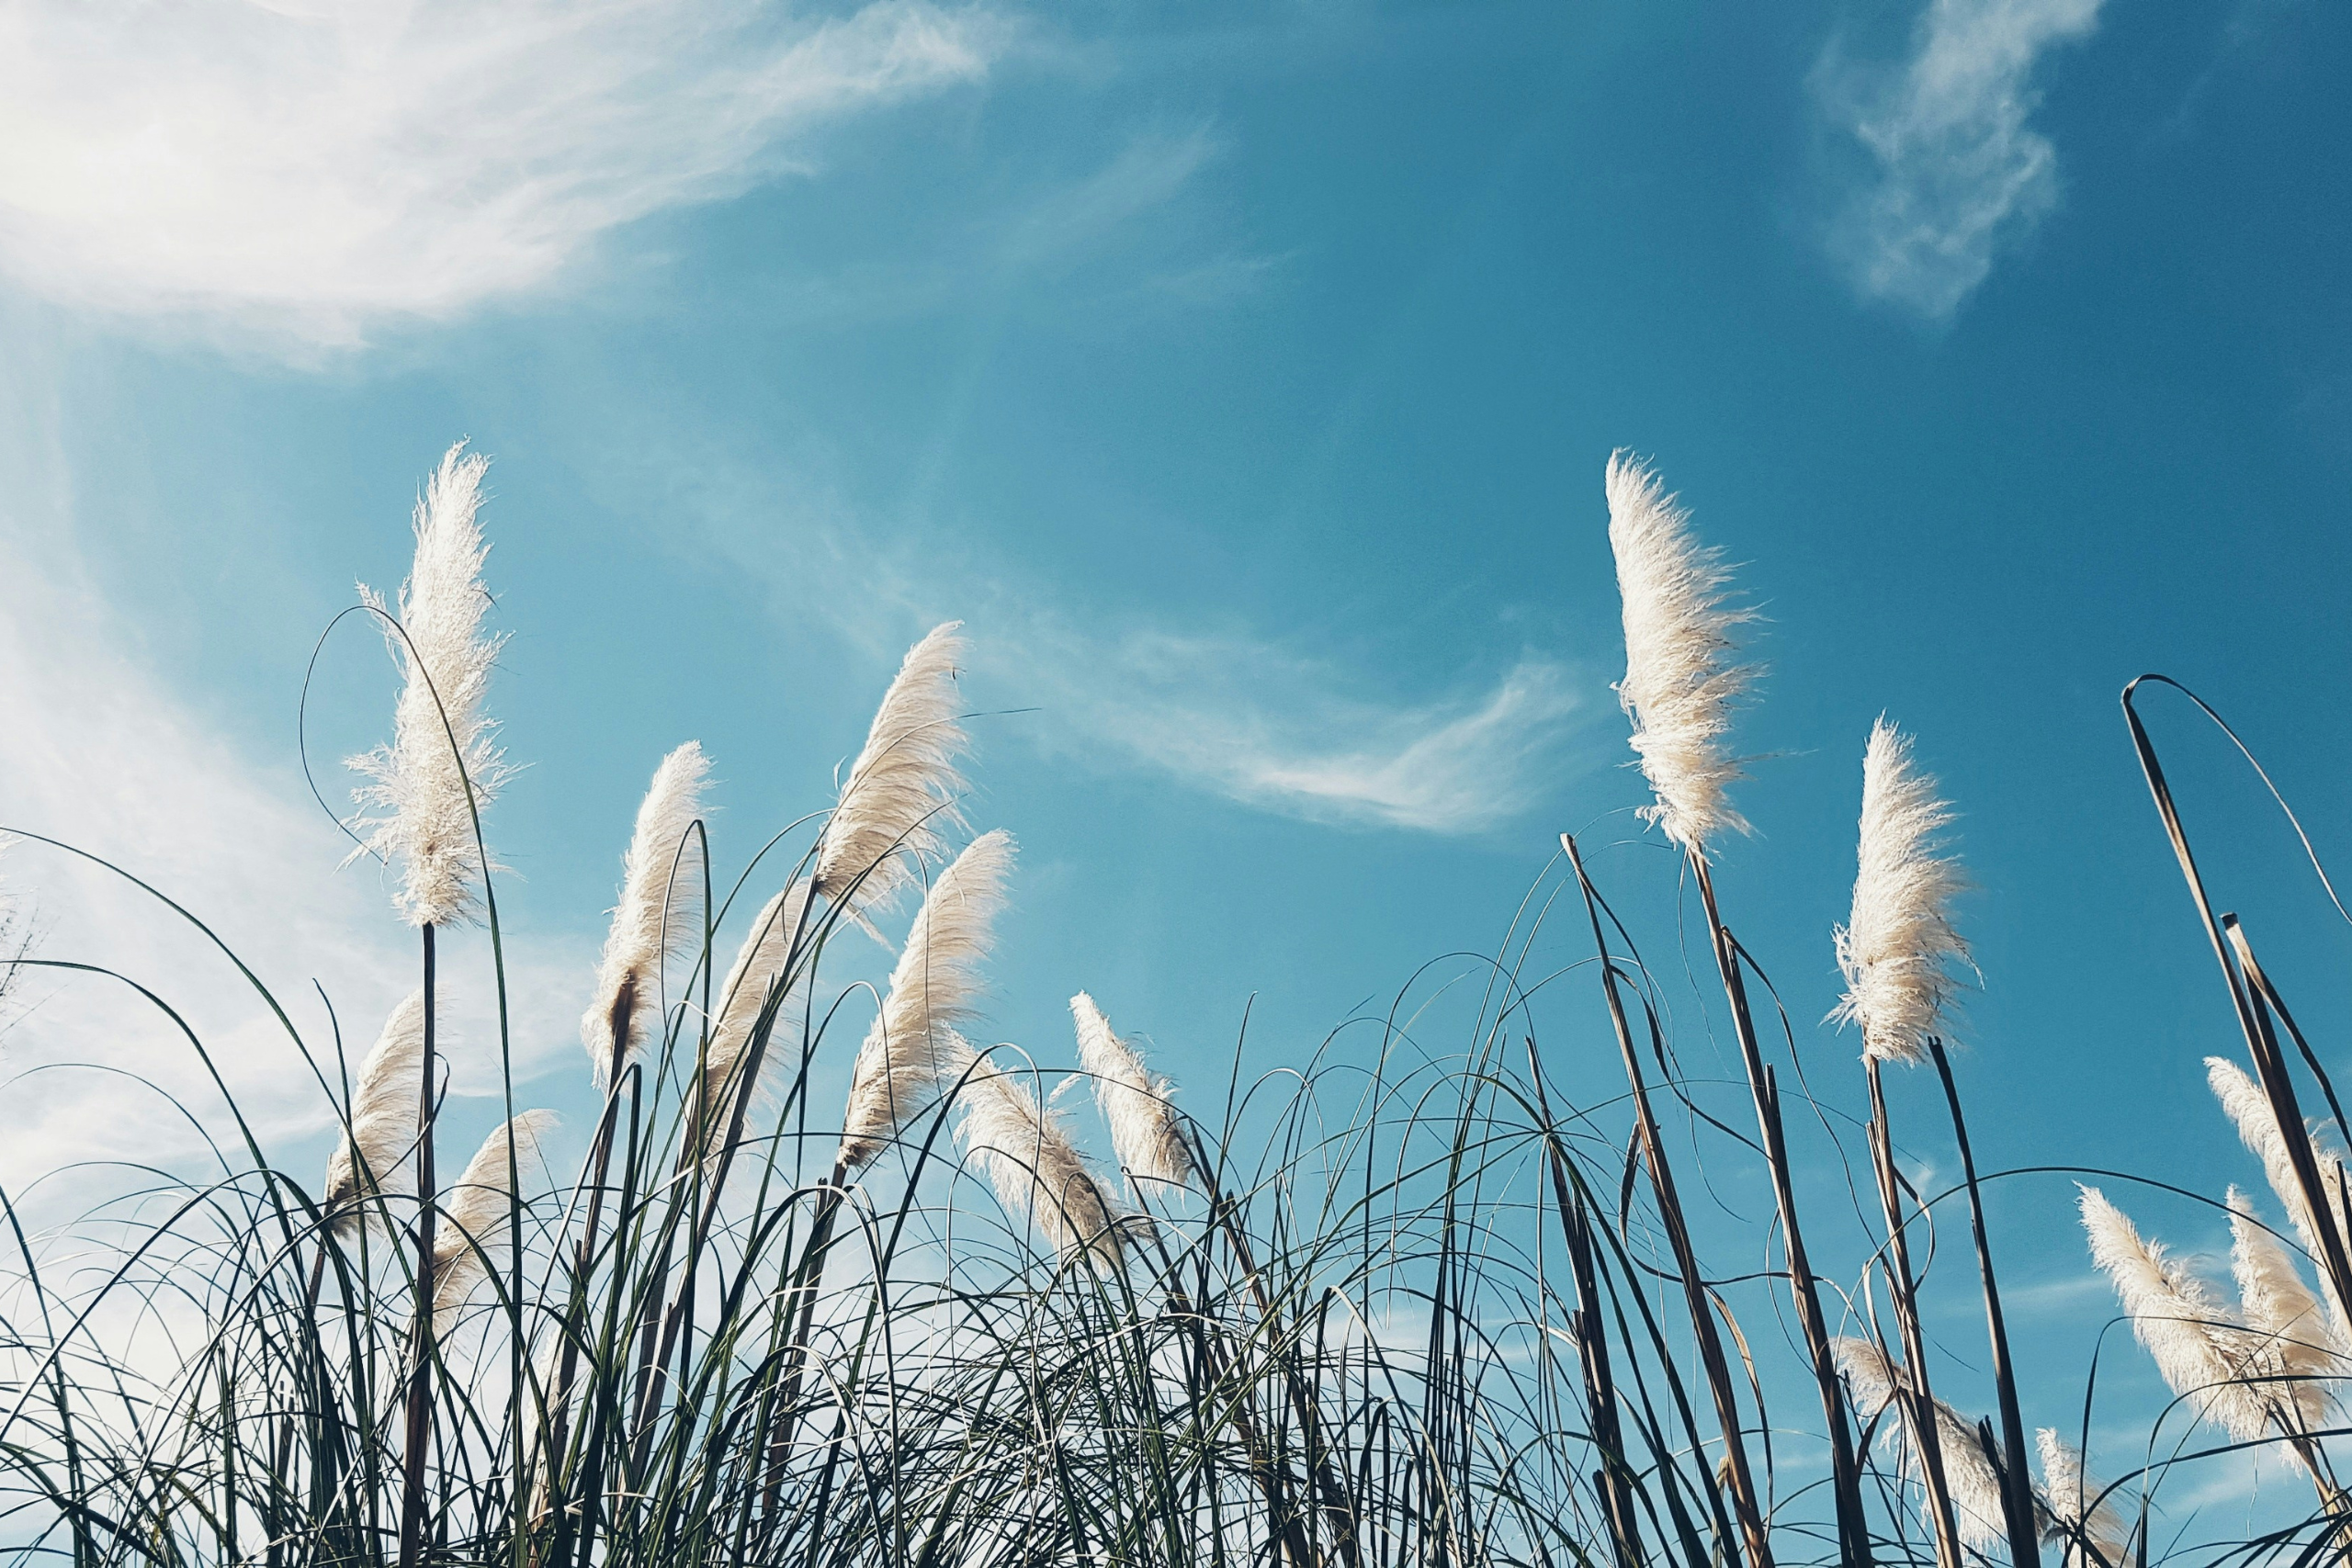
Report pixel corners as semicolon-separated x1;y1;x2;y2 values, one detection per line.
1525;1032;1644;1568
1689;852;1871;1566
398;922;438;1568
1564;835;1766;1568
1865;1055;1964;1568
1926;1037;2041;1568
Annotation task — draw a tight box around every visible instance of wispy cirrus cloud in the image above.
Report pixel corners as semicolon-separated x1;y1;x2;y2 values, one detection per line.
0;0;1001;352
666;451;1597;837
1001;628;1589;834
1815;0;2103;319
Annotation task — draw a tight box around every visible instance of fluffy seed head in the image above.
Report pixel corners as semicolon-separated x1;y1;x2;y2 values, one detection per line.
582;742;711;1086
837;829;1013;1170
2208;1055;2352;1342
2078;1184;2275;1443
1605;451;1758;855
1070;992;1193;1196
347;442;511;927
1832;1337;2021;1551
432;1110;557;1330
695;880;815;1163
1832;719;1972;1065
2226;1186;2342;1434
958;1051;1124;1268
817;623;969;917
322;991;425;1235
2035;1429;2128;1568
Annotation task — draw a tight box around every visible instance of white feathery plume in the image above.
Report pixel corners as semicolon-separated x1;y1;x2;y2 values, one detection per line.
322;991;426;1235
959;1051;1124;1267
2207;1055;2352;1339
2035;1429;2128;1568
347;443;511;927
1605;451;1758;855
1070;992;1194;1197
582;742;711;1085
695;880;816;1158
2227;1185;2342;1433
431;1110;557;1329
1831;719;1971;1065
1833;1333;1901;1420
815;623;969;917
2078;1184;2275;1443
837;829;1014;1170
1832;1337;2018;1551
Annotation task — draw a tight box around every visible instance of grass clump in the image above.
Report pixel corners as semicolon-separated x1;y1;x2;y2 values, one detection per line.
1;448;2348;1568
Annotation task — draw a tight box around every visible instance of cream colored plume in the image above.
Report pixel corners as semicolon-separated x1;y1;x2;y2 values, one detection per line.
2207;1055;2352;1339
582;742;711;1085
1605;452;1757;855
1832;1337;2018;1551
1831;719;1971;1065
432;1110;557;1329
695;880;815;1159
815;623;969;917
1070;992;1193;1196
959;1052;1124;1267
2078;1185;2275;1444
322;991;425;1235
2035;1429;2128;1568
347;443;511;927
837;829;1013;1170
2227;1186;2341;1433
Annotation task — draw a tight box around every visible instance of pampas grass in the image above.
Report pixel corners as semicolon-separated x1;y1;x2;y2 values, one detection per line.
2079;1184;2279;1446
430;1109;556;1329
1070;991;1193;1198
816;622;968;915
1834;1337;2018;1551
957;1051;1124;1266
25;450;2352;1568
2228;1186;2342;1432
1834;718;1970;1064
582;742;710;1085
321;991;425;1235
2036;1429;2128;1568
1605;451;1756;854
346;443;509;928
695;880;814;1153
838;828;1013;1170
2210;1054;2352;1339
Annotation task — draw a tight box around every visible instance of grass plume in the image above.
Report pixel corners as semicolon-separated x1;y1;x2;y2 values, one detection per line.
321;990;425;1236
1834;717;1971;1065
1604;450;1756;854
582;741;710;1086
1070;990;1194;1198
345;442;508;928
837;828;1013;1170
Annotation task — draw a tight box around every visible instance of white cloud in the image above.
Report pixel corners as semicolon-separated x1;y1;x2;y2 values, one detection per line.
0;0;1000;350
1817;0;2103;319
1003;629;1590;833
664;457;1597;835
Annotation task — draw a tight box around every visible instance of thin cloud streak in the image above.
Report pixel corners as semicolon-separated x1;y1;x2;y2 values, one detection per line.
675;474;1596;836
1005;629;1590;833
0;0;1001;352
1815;0;2102;319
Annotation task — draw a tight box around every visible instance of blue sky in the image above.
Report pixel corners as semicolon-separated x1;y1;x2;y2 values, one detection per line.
3;0;2349;1526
